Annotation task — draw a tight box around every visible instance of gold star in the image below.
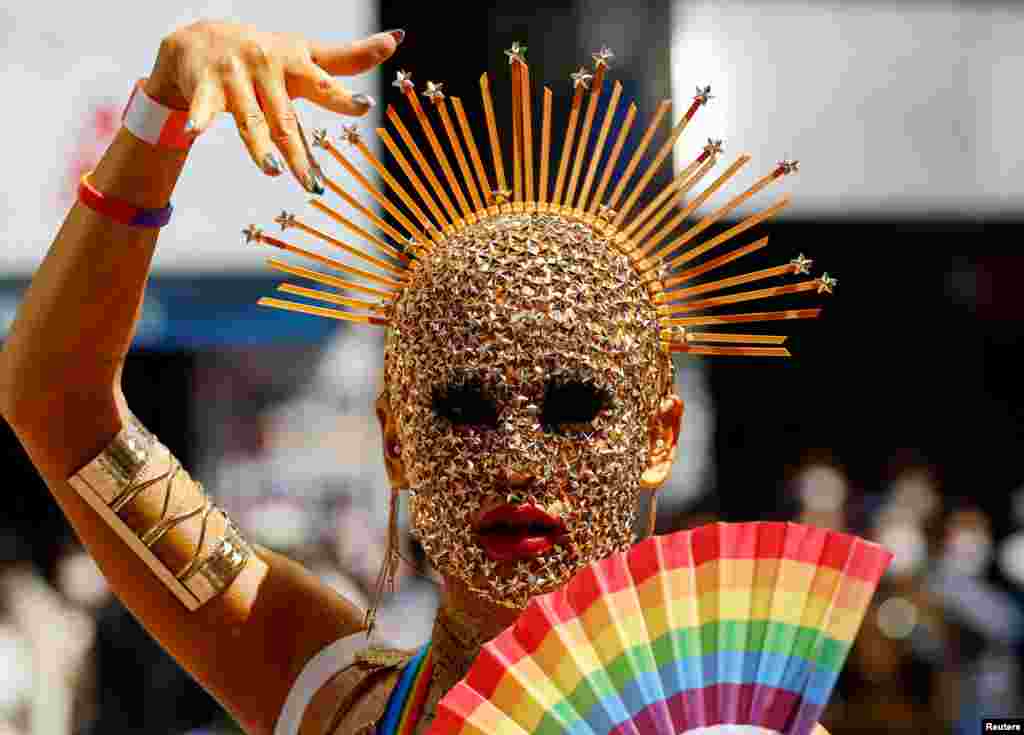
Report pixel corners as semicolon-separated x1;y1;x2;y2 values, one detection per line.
778;159;800;175
704;138;724;156
790;253;813;275
817;272;838;294
242;225;262;244
491;188;512;205
392;70;414;91
592;46;615;68
504;42;527;65
422;81;445;103
570;67;593;90
340;124;362;146
274;211;296;231
694;84;714;105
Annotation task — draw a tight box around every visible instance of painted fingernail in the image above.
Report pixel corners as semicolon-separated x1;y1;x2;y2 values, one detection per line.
352;93;376;109
385;29;405;45
307;170;325;196
262;153;284;176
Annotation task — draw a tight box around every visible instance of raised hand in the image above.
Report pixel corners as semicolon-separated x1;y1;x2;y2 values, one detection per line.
143;20;402;192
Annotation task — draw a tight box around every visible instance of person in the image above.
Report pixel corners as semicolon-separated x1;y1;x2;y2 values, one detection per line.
0;19;827;735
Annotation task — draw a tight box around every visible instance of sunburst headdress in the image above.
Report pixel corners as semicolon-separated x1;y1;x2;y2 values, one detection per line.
245;43;835;355
242;44;836;630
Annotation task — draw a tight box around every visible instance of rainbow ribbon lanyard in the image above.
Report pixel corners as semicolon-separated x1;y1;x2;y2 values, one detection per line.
377;641;434;735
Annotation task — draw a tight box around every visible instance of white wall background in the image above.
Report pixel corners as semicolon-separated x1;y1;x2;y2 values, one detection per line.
671;0;1024;218
0;0;380;275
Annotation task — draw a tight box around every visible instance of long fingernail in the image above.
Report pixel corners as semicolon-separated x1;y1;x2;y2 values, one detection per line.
385;29;405;45
352;93;376;109
262;153;284;176
306;170;325;196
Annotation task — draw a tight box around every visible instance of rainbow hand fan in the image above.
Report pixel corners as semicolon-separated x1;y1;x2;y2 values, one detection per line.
430;522;892;735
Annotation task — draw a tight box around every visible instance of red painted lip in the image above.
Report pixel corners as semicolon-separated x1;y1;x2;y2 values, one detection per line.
475;504;568;562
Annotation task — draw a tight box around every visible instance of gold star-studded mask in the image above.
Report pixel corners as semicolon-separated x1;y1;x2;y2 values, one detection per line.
245;43;836;619
384;211;669;606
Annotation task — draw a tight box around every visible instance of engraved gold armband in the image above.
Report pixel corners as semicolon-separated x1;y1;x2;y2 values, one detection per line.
67;416;253;610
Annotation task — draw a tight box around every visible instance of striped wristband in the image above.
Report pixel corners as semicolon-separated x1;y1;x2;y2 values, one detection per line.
122;78;194;151
78;172;174;228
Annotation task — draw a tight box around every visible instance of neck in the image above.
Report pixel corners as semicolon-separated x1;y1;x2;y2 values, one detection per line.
429;575;522;695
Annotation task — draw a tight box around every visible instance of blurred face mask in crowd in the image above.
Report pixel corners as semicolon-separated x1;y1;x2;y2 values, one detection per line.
379;214;682;609
943;527;992;577
877;521;929;578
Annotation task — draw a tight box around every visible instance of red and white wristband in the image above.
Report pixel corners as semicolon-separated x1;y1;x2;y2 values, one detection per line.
74;78;189;228
121;78;194;151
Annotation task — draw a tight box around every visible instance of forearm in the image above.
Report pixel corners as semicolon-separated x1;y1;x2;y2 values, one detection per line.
0;126;186;419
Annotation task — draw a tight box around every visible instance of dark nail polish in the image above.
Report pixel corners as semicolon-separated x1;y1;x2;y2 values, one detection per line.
307;170;325;196
262;153;284;176
385;29;405;45
352;93;376;109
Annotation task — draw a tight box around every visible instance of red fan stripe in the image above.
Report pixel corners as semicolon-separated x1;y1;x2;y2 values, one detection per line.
642;522;892;582
463;643;512;700
624;537;662;584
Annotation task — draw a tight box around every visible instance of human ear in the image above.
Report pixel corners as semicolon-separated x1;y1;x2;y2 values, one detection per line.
640;394;684;491
375;391;408;490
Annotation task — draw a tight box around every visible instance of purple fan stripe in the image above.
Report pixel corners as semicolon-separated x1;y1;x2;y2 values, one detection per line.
607;683;825;735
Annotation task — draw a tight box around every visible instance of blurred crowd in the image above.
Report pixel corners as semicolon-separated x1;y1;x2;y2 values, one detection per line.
1;329;1023;735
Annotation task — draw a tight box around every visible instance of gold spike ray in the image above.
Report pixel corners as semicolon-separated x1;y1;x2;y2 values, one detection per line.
657;262;801;307
275;211;408;279
587;102;637;216
277;283;390;315
406;82;474;221
661;236;770;289
265;258;397;301
510;60;523;205
604;100;671;213
451;97;494;210
434;98;485;211
520;60;534;206
632;154;751;263
305;200;412;266
257;297;390;326
576;81;622;215
620;149;718;249
314;132;430;246
385;106;458;230
552;70;588;209
315;166;429;254
664;309;822;327
667;343;791;357
659;195;791;271
564;61;607;211
651;161;796;261
479;74;509;198
244;226;405;290
620;141;719;240
612;84;712;228
664;278;825;316
538;87;553;208
377;124;449;233
686;332;788;344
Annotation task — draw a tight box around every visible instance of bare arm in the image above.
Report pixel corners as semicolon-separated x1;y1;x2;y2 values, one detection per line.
0;20;397;735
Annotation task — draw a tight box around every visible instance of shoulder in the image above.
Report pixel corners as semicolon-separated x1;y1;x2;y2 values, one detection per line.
293;645;416;735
